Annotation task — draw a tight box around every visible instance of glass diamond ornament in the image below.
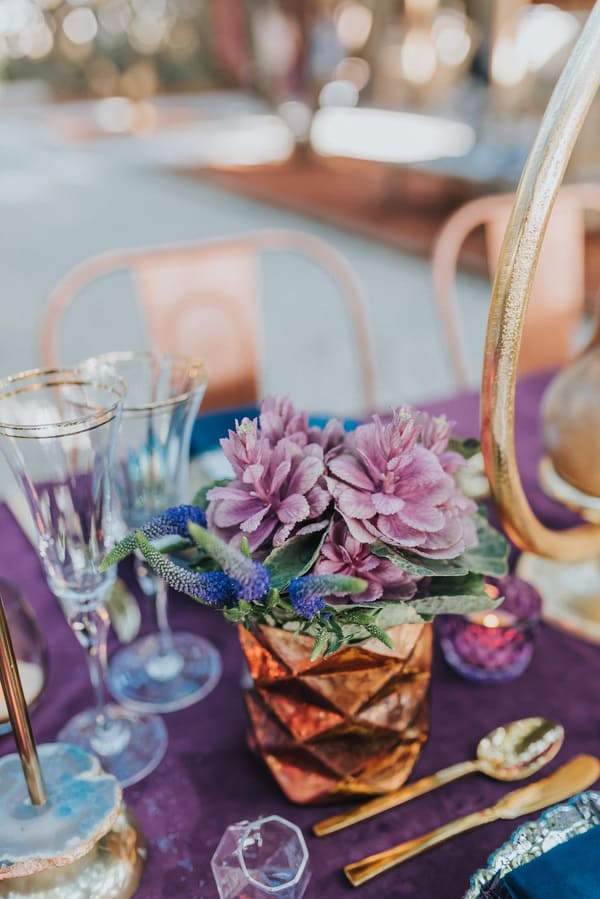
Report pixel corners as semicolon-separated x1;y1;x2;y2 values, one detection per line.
211;815;310;899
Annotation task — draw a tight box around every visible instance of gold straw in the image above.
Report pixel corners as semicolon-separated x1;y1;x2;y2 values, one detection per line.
0;591;46;805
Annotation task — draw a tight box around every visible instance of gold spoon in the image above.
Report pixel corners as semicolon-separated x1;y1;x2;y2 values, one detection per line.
314;717;564;837
345;753;600;887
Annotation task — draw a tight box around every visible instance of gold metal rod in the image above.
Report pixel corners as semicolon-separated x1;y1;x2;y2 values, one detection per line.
481;1;600;561
0;591;47;805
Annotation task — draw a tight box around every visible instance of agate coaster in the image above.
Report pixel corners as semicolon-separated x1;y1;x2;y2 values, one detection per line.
0;743;145;897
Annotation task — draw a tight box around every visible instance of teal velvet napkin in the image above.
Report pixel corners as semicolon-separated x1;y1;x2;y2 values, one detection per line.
502;824;600;898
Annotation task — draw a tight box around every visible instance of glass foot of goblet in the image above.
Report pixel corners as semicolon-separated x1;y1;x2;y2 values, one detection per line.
58;704;168;788
107;632;222;714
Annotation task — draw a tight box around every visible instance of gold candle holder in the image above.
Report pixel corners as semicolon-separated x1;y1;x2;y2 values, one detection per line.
0;589;145;897
481;2;600;563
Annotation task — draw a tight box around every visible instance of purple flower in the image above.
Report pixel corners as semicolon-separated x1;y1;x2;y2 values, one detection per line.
288;578;326;618
315;521;419;602
143;504;207;539
135;533;239;606
259;395;311;447
207;415;331;552
101;504;207;569
258;396;344;455
415;411;466;476
308;418;346;455
288;573;367;619
187;522;271;601
326;408;478;559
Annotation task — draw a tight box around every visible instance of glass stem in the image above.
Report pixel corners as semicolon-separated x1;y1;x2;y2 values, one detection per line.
70;602;129;755
154;576;174;657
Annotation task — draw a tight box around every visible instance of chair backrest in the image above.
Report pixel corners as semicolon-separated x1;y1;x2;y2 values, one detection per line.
431;183;600;389
40;229;376;412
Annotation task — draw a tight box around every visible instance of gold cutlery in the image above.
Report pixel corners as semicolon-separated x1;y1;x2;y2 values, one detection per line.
344;754;600;887
314;717;563;837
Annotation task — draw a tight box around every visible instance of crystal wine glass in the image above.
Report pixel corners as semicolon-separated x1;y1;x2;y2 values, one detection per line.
83;351;221;713
0;368;167;786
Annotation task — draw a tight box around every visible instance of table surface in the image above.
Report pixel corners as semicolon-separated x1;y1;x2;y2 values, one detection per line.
1;370;599;899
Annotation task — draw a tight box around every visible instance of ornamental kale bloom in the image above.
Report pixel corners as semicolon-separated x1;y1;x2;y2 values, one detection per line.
258;396;344;455
207;415;330;552
259;395;311;447
326;408;478;559
416;411;466;476
315;521;419;602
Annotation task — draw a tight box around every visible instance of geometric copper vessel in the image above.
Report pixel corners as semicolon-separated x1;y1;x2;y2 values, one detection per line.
240;623;432;805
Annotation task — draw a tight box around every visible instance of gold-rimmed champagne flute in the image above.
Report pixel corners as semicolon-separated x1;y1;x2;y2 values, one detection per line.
0;368;167;787
82;351;221;714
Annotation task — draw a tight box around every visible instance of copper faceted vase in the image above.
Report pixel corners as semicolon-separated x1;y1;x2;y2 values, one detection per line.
240;623;432;805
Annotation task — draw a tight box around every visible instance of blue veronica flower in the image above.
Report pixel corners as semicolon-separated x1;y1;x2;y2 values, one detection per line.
187;522;270;603
143;505;207;539
288;574;368;619
135;533;239;607
100;504;206;570
288;578;326;619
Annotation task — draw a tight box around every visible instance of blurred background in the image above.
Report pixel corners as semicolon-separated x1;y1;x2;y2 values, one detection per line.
1;0;599;435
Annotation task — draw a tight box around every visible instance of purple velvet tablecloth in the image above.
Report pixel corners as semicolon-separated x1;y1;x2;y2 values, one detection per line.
1;370;599;898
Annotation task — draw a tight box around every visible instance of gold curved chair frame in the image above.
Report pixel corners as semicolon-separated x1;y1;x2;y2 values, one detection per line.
481;1;600;563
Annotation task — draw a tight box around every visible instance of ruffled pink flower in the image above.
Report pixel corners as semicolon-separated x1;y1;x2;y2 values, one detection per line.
326;409;477;559
259;395;311;447
416;410;465;476
207;415;331;552
315;521;419;602
259;395;345;456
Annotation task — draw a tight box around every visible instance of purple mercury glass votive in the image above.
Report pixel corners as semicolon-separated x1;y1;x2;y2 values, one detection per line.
439;574;542;683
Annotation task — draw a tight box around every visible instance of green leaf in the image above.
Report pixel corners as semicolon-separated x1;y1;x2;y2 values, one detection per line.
106;579;141;644
414;572;501;616
192;478;233;511
309;574;368;597
371;602;425;629
264;529;329;592
223;607;247;623
372;593;500;630
324;634;343;656
364;624;394;649
240;536;251;558
310;630;329;661
427;572;486;596
456;515;509;577
448;437;481;459
371;542;468;577
329;617;345;640
159;538;194;555
411;592;501;616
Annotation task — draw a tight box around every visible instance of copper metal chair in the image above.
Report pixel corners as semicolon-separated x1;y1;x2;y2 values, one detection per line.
431;183;600;389
40;229;376;412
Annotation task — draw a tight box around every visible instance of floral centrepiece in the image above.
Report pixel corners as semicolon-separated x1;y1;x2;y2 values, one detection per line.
104;395;506;656
102;396;508;802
